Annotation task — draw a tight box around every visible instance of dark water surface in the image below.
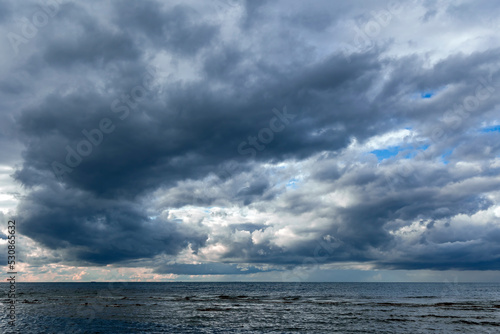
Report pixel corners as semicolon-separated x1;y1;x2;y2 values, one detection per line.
1;282;499;333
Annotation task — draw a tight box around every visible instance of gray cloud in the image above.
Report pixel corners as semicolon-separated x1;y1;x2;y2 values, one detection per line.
15;181;207;265
2;0;500;275
155;263;276;275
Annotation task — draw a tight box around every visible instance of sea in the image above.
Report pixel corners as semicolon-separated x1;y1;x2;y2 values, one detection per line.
1;282;499;333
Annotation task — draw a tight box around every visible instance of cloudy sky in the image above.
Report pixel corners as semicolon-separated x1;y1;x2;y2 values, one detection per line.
1;0;500;282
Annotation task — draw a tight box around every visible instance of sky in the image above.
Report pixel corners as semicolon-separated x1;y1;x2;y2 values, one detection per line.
1;0;500;283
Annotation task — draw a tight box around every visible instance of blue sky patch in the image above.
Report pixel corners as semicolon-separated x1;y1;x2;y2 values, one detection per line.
371;144;429;161
441;149;453;165
286;178;299;189
480;125;500;133
410;86;447;100
371;146;403;161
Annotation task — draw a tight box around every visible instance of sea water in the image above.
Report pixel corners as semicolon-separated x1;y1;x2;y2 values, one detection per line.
1;282;499;333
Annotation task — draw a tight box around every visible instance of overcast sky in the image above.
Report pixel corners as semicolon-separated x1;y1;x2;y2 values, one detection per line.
1;0;500;282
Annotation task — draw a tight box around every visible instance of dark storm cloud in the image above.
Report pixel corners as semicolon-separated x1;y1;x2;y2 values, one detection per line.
41;25;139;68
113;1;219;55
379;238;500;271
15;181;207;265
0;1;12;23
3;0;500;273
15;49;385;198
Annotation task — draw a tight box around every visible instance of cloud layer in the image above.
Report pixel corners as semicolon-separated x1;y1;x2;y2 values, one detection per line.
1;0;500;279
